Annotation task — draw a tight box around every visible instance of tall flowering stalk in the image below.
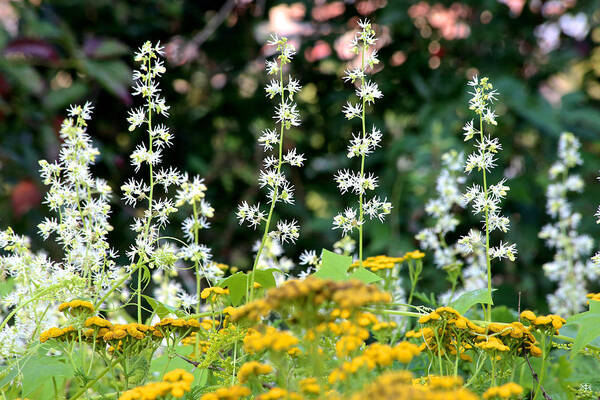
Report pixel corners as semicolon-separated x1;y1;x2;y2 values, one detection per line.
416;151;488;303
237;35;303;301
121;41;180;322
459;76;516;321
333;20;391;265
540;133;597;316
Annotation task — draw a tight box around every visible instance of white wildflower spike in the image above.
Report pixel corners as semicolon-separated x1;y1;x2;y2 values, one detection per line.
333;19;390;266
241;35;304;299
459;76;515;322
542;132;598;316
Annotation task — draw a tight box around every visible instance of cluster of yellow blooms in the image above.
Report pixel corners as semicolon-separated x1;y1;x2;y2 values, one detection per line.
328;341;422;384
230;278;391;322
482;382;524;399
351;371;479;400
519;310;566;333
200;385;250;400
350;251;425;272
201;286;230;302
587;293;600;303
40;306;207;353
257;388;303;400
237;361;273;383
409;306;545;359
243;326;300;354
119;369;194;400
58;299;95;314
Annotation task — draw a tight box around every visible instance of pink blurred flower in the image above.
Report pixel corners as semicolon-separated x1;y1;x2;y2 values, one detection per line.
498;0;526;16
305;40;332;62
312;2;345;22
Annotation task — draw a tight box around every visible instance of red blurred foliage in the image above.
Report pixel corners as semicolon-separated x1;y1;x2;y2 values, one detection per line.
11;180;41;217
3;38;59;62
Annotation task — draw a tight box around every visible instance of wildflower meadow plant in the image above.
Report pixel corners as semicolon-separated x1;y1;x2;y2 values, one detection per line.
415;151;487;303
3;17;600;400
458;76;516;321
540;132;598;316
236;34;303;300
334;19;391;265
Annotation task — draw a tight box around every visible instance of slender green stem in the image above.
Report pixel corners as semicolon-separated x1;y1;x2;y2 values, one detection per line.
479;116;493;322
249;57;286;302
533;334;548;400
358;44;367;267
70;357;122;400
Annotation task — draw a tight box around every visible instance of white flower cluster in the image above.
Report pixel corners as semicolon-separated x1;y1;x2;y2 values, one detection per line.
0;103;128;361
540;133;598;316
38;103;120;288
459;77;517;263
333;20;391;237
236;35;303;246
125;42;217;313
124;41;181;265
0;229;84;361
415;151;487;303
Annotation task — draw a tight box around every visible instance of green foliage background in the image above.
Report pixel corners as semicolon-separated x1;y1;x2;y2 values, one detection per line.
1;0;600;311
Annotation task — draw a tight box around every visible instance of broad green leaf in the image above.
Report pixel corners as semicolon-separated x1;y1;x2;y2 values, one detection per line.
348;267;382;284
312;249;352;281
21;354;72;397
253;269;278;289
449;288;494;315
143;295;185;319
219;272;248;306
566;300;600;358
312;249;381;284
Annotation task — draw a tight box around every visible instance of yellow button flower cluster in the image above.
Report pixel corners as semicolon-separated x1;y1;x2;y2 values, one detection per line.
119;369;193;400
237;361;274;383
256;388;303;400
200;385;251;400
230;278;391;322
483;382;524;399
351;371;478;400
58;300;95;314
520;310;566;331
243;326;299;354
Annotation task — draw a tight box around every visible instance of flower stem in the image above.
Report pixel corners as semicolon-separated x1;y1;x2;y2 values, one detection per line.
358;44;367;267
249;60;286;302
479;116;493;322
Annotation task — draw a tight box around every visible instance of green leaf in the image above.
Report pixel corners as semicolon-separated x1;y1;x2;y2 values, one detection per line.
253;269;278;289
219;272;248;306
143;295;185;319
312;249;381;284
312;249;352;281
348;267;382;284
566;300;600;358
20;354;73;397
449;288;494;315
